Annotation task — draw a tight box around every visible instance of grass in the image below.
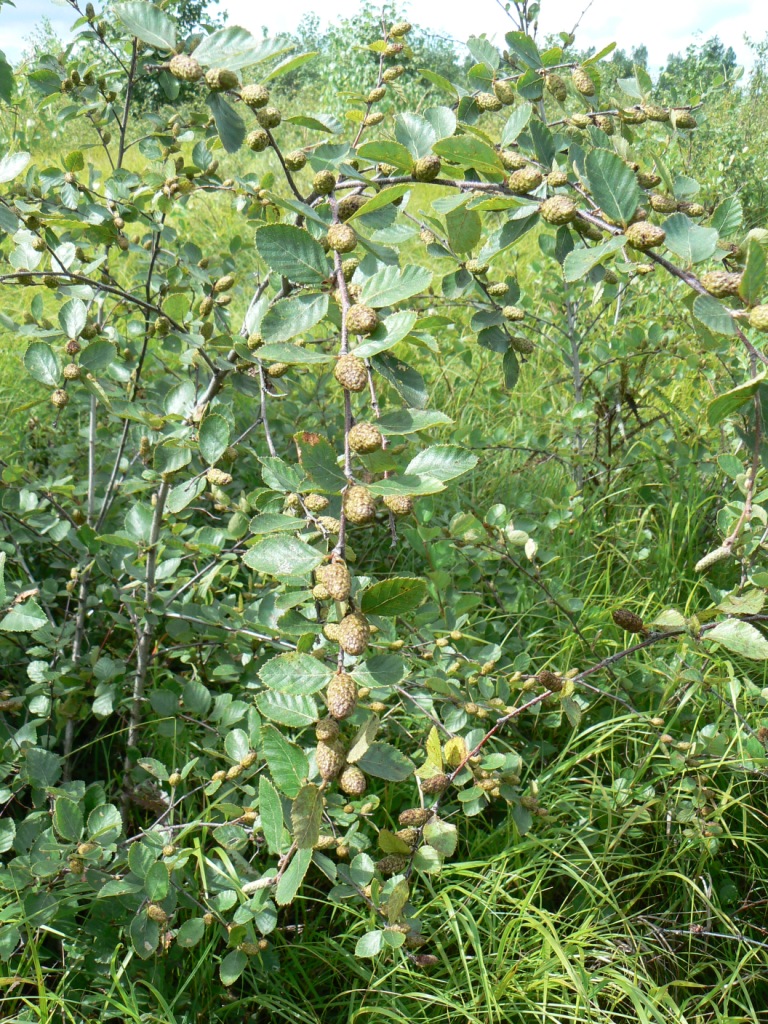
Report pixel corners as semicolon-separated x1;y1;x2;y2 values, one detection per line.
3;90;768;1024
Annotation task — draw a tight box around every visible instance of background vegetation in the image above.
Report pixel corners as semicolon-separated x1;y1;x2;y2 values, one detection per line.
1;1;768;1022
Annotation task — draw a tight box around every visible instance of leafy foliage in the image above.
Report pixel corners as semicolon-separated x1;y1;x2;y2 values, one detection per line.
1;0;768;1020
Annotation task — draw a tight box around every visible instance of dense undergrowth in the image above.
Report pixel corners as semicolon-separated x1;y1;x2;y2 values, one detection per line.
1;2;768;1022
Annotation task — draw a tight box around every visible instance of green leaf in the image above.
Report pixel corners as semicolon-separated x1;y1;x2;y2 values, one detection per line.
0;818;15;855
259;775;285;854
291;784;323;849
423;819;457;856
223;731;249;766
662;214;718;265
114;2;177;50
353;310;417;359
394;112;437;159
53;797;83;843
153;441;191;475
360;265;433;308
367;474;444;497
256;225;329;285
357;742;414;781
418;69;458;97
504;30;542;68
708;375;764;427
706;619;768;660
58;297;87;339
177;918;206;948
302;437;347;491
194;26;277;71
445;205;482;254
433;136;502;174
711;196;743;237
262;725;309;797
259;652;332;696
243;536;323;578
130;914;160;960
739;238;766;306
584;149;640;226
249;513;307;534
356;141;413;172
406;444;478;482
275;847;312;905
503;348;519;390
166;476;206;514
563;237;626;282
220;949;247;986
199;414;231;465
377;409;452;434
206;93;245;154
1;599;47;633
264;51;319;82
361;577;427;617
144;862;169;901
371;354;428;408
261;293;329;343
256;691;318;728
693;294;737;336
355;929;384;958
501;105;531;146
87;803;123;842
24;343;60;386
256;341;333;364
348;185;412;219
79;340;117;374
25;747;62;787
0;151;30;184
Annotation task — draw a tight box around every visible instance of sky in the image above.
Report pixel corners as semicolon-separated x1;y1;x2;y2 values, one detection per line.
1;0;764;72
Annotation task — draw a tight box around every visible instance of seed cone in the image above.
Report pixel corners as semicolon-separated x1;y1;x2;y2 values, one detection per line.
339;765;367;795
51;389;69;409
349;422;383;453
241;83;270;107
507;167;543;194
700;271;742;298
205;68;239;92
383;494;414;517
672;109;697;130
412;155;442;182
612;608;645;633
327;223;357;253
509;336;534;354
316;562;352;601
346;304;379;335
334;354;368;392
625;222;665;251
313;170;337;194
421;773;450;795
316;718;340;742
540;195;577;225
256;106;281;129
547;170;568;187
344;486;376;524
305;493;329;513
327;672;358;720
398;807;431;827
377;855;408;874
595;115;614;134
316;739;345;780
649;193;677;214
338;194;368;220
502;305;525;321
338;613;370;656
641;103;669;121
493;79;516;105
147;904;167;923
169;55;203;82
284;150;307;171
207;468;232;486
545;73;567;102
749;305;768;331
571;66;595;95
476;91;503;112
500;150;526;171
246;129;270;152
